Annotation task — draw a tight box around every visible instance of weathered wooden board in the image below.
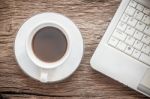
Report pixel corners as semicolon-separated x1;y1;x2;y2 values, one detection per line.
0;0;148;98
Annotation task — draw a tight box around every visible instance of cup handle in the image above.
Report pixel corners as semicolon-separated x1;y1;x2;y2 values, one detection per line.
40;69;49;83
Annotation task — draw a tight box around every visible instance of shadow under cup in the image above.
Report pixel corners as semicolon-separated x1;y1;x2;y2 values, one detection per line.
26;23;70;69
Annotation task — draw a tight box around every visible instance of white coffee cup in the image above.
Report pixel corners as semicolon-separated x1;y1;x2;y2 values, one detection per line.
26;22;71;83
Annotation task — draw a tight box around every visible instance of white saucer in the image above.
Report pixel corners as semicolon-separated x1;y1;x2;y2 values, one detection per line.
14;13;84;83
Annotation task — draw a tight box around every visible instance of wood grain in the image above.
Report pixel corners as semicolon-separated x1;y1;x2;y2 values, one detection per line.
0;0;149;98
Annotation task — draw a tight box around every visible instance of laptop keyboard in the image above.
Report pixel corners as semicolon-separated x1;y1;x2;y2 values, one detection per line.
108;0;150;66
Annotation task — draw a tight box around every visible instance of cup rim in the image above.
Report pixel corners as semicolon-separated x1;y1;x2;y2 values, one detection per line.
26;22;71;69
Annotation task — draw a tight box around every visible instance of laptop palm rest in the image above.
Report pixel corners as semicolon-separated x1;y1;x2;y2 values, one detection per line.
138;69;150;96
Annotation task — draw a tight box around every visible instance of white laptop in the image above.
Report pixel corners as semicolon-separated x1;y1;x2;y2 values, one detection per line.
90;0;150;97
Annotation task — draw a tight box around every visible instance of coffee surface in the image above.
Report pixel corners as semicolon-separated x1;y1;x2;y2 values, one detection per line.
32;26;67;62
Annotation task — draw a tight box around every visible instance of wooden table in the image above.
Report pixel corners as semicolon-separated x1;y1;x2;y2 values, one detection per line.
0;0;149;98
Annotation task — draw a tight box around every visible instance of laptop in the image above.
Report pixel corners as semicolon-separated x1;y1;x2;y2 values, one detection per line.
90;0;150;97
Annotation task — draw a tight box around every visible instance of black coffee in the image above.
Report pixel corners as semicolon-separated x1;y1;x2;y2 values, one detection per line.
32;26;67;62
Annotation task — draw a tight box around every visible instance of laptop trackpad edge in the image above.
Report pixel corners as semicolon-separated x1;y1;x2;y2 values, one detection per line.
138;69;150;96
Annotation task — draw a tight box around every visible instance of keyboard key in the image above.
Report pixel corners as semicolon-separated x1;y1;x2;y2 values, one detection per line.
144;26;150;36
126;6;136;16
135;21;146;31
142;15;150;25
125;36;135;46
117;21;127;31
117;41;127;51
142;35;150;45
133;30;143;40
121;14;129;23
139;53;150;65
136;4;144;11
133;40;143;50
141;44;150;54
132;49;141;59
125;26;135;36
129;0;137;8
134;10;144;20
125;45;134;55
113;29;127;41
128;17;138;27
108;37;119;47
143;7;150;15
